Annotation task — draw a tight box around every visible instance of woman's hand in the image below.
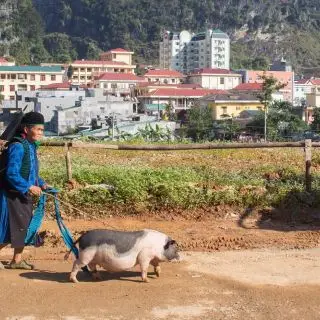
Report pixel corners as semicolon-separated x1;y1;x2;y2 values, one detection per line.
29;186;42;196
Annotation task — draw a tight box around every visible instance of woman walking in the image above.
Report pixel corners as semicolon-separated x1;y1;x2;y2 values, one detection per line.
0;111;47;270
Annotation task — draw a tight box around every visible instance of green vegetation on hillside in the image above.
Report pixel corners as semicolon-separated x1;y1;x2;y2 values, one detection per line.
1;0;320;70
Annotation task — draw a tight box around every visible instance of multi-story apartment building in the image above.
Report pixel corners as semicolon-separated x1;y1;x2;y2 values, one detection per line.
159;29;230;74
0;66;65;100
71;48;136;85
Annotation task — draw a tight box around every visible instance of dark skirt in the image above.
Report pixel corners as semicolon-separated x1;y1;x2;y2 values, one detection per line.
6;191;33;248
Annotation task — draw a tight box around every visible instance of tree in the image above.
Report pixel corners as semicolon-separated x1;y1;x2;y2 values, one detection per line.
310;108;320;131
246;101;307;141
186;104;213;142
257;74;286;141
67;65;74;79
43;33;77;63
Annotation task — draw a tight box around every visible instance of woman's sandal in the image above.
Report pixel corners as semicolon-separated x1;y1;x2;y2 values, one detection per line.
8;260;34;270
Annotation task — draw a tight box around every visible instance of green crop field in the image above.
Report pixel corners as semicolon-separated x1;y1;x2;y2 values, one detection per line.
38;146;320;219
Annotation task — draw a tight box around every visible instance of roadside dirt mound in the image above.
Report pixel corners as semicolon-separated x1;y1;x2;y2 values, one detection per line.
36;214;320;254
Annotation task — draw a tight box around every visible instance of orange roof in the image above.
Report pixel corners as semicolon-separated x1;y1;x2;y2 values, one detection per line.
233;83;262;91
40;82;87;90
144;69;185;78
0;57;8;63
97;73;144;81
142;88;227;97
73;60;128;66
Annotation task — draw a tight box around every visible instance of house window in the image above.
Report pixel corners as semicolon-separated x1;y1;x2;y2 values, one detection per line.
80;68;85;72
51;75;56;81
10;74;16;80
220;77;225;85
236;106;240;110
10;85;15;92
0;85;4;91
0;74;5;79
40;75;46;81
221;106;227;114
171;79;175;83
30;85;35;91
30;74;35;81
10;96;15;100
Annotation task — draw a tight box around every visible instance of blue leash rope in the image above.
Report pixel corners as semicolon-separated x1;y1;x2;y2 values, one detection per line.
25;188;79;258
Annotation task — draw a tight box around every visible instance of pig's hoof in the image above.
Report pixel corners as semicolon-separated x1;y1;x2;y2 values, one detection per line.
70;276;79;283
92;272;102;281
155;266;161;277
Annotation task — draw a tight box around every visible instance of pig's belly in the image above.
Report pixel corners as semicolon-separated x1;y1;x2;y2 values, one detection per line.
94;251;138;271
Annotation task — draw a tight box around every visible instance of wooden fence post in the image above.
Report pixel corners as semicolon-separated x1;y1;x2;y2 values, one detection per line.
305;139;312;192
65;143;72;182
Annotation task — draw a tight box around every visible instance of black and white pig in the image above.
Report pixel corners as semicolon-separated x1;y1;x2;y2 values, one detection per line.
67;229;180;283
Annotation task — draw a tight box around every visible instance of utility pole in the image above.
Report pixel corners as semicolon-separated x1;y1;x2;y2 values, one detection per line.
111;112;115;141
264;102;267;142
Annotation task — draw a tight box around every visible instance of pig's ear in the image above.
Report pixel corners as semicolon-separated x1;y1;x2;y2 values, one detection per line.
164;239;177;250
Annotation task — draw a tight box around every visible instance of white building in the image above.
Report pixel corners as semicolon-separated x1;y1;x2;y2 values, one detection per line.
159;29;230;74
294;79;318;106
187;68;241;90
0;66;65;100
94;72;145;96
1;87;138;134
144;69;185;84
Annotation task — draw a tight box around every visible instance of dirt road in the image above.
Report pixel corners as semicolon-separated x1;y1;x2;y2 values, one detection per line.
0;216;320;319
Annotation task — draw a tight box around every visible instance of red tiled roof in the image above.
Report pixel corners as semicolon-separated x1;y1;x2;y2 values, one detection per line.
233;83;263;91
295;79;310;84
136;83;203;89
73;60;128;66
143;88;227;97
144;69;185;78
190;68;239;75
108;48;131;53
177;83;203;88
97;73;144;81
0;57;8;63
40;82;87;90
310;79;320;86
40;82;71;89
